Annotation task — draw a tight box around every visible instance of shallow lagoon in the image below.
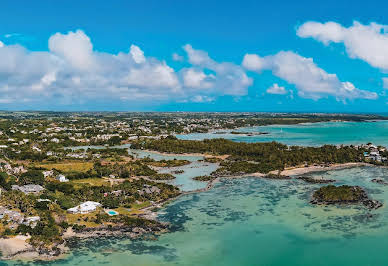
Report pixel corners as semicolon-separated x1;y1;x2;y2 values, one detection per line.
8;166;388;266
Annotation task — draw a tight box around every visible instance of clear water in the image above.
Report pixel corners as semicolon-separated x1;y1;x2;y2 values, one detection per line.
5;121;388;265
177;120;388;147
12;166;388;266
127;148;216;191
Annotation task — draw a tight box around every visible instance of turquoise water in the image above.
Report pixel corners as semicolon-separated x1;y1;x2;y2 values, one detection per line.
12;166;388;266
5;121;388;265
177;120;388;147
127;148;217;191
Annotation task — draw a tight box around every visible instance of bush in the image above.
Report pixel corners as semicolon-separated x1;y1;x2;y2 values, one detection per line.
19;170;44;185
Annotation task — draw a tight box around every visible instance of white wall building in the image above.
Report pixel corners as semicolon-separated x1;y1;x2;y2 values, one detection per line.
67;201;101;214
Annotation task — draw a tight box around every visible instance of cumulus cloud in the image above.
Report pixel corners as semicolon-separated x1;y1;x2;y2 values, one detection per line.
243;51;377;100
129;44;146;64
383;78;388;89
49;30;95;71
172;53;184;61
297;21;388;71
191;95;215;103
183;44;252;96
182;68;214;89
0;30;184;104
0;30;254;106
266;83;287;95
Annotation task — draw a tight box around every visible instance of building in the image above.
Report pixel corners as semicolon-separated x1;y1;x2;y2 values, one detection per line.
11;184;44;194
67;201;101;214
23;216;40;228
43;170;54;178
56;174;69;182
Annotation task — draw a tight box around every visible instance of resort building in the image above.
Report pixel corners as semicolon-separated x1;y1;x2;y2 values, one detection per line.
67;201;101;214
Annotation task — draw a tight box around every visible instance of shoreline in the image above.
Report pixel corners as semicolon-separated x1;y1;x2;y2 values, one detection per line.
0;160;377;262
138;149;229;160
277;162;370;176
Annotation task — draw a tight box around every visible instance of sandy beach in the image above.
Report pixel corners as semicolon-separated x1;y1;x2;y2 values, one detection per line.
276;162;370;176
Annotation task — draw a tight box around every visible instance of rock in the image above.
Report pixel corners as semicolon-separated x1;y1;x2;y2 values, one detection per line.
371;179;388;185
362;199;383;210
298;176;335;184
263;173;291;180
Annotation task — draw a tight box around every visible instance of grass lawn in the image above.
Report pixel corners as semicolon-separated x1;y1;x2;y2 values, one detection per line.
71;178;110;187
66;212;101;228
115;201;151;215
37;162;94;172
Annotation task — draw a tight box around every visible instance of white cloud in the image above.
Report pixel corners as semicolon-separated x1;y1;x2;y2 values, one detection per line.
191;95;215;103
243;51;377;100
183;44;252;96
266;83;287;95
130;44;146;64
0;30;254;106
0;41;3;48
172;53;184;61
49;30;95;71
383;78;388;89
297;21;388;71
182;68;214;89
241;54;267;72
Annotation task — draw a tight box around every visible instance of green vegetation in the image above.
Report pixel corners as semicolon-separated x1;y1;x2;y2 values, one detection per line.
140;157;190;167
203;157;224;163
149;173;175;180
193;175;216;181
19;170;45;185
132;137;365;174
311;185;366;203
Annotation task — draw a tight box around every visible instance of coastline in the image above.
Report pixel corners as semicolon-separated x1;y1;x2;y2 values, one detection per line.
0;159;376;262
139;149;229;160
277;162;370;176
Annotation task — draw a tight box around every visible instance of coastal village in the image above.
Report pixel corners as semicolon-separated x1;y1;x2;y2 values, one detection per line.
0;112;388;260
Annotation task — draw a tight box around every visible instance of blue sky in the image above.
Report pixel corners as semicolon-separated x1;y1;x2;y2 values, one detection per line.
1;0;388;112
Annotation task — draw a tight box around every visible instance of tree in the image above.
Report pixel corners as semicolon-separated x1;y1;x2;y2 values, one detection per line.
19;170;44;185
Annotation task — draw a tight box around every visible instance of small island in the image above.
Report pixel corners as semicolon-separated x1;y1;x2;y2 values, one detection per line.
311;185;382;209
298;176;335;184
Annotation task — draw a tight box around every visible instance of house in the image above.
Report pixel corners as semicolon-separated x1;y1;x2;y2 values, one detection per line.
56;174;69;182
12;184;44;194
43;170;54;179
0;207;24;224
67;201;101;214
32;145;42;152
111;190;122;196
23;216;40;228
138;185;161;195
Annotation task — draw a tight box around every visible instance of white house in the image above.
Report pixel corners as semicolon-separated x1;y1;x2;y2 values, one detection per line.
67;201;101;214
56;174;69;182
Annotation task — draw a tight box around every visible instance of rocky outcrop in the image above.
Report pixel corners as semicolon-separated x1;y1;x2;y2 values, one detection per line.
311;185;383;210
371;179;388;185
298;176;335;184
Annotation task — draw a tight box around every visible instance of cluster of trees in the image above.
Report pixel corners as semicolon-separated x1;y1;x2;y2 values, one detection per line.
133;137;365;174
42;178;180;210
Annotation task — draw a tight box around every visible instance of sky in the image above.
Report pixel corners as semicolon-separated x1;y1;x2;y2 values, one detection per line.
1;0;388;112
